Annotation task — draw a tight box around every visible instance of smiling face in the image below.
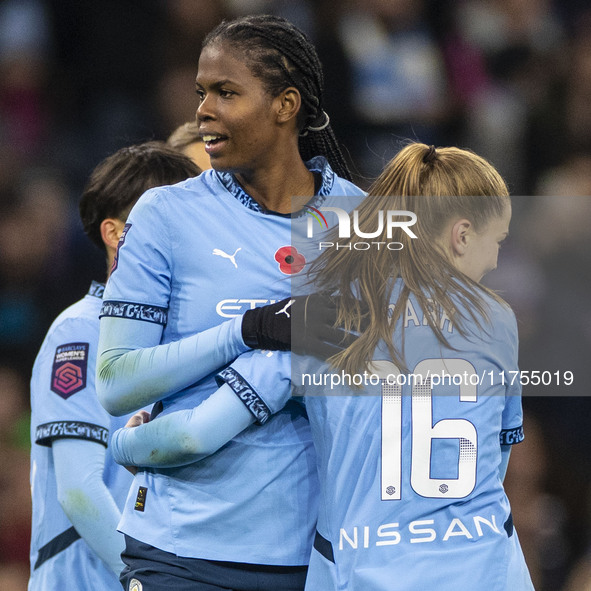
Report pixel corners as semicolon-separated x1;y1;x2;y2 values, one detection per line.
450;202;512;283
195;41;287;174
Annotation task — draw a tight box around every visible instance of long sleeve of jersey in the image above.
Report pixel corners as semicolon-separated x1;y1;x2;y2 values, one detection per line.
53;438;126;576
110;383;255;467
95;184;256;417
97;315;247;416
110;350;292;468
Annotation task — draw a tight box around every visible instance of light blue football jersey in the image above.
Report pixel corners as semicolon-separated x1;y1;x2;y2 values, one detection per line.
29;282;135;590
100;157;365;565
300;283;534;591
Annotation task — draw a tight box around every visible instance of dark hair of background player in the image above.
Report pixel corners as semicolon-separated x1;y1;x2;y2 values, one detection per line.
79;141;201;252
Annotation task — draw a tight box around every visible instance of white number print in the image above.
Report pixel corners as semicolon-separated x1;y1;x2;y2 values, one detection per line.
373;359;478;501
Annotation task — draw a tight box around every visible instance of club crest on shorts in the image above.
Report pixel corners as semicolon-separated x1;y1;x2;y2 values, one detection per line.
51;343;89;399
129;578;143;591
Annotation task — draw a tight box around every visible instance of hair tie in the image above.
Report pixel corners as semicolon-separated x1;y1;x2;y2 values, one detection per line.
307;110;330;132
423;145;437;164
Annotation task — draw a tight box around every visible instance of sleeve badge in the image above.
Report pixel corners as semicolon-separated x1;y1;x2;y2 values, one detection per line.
50;342;89;399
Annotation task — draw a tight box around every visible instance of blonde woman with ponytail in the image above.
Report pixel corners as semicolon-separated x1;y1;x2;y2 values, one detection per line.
302;143;535;591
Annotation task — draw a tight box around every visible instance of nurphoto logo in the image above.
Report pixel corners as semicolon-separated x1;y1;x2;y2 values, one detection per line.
305;206;418;251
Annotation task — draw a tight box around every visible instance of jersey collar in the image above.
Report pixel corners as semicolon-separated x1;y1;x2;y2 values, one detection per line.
215;156;336;214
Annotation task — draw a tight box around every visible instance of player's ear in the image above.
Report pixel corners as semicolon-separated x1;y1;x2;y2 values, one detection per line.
275;87;301;126
100;218;126;251
450;218;472;256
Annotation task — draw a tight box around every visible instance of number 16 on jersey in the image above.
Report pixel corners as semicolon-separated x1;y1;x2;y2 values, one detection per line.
372;359;478;502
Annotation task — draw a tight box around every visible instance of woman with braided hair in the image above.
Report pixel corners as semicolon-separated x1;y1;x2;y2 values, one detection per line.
96;14;364;591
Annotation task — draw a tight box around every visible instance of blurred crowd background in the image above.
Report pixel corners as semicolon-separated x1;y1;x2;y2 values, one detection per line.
0;1;590;589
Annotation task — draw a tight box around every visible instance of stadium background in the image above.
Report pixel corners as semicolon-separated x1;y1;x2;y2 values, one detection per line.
0;1;590;589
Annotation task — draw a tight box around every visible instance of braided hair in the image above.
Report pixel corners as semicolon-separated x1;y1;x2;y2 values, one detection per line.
202;14;352;181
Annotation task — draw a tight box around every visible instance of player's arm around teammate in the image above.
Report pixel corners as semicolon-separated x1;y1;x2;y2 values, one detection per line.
107;144;535;591
95;15;364;591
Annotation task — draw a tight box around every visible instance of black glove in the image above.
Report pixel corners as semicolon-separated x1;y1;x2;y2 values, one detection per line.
241;297;294;351
241;294;363;358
